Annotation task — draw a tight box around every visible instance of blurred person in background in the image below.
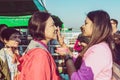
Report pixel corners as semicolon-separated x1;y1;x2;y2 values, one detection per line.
111;19;120;64
0;28;21;80
73;25;90;53
110;19;119;35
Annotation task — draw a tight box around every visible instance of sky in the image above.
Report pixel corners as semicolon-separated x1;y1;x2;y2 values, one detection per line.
45;0;120;30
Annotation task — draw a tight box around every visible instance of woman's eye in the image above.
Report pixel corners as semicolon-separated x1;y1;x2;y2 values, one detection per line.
52;24;55;27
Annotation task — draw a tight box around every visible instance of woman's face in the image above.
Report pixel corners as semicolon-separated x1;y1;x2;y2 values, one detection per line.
110;20;117;34
5;33;21;48
45;17;57;40
81;17;93;37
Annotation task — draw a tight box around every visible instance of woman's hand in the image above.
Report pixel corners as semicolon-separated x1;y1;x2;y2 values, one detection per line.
55;47;69;56
56;27;67;48
55;47;73;57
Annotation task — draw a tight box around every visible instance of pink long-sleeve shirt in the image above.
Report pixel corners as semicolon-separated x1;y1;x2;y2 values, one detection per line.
71;42;113;80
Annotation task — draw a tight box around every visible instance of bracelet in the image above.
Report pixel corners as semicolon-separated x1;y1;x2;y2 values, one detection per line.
65;54;72;63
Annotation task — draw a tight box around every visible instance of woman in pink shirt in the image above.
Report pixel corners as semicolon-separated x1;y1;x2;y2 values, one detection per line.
17;11;60;80
56;10;114;80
